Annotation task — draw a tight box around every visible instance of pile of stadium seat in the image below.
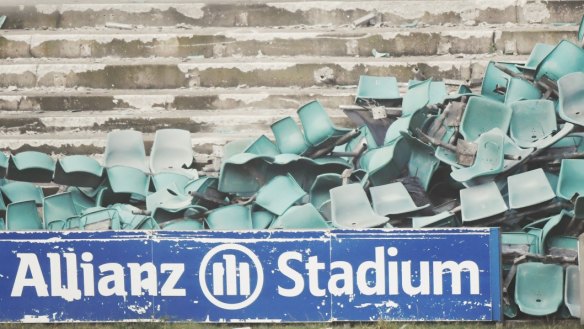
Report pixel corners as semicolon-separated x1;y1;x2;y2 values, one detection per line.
1;17;584;321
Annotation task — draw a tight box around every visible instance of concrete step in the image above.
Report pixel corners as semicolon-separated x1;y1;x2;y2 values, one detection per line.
0;55;526;89
0;25;576;59
0;0;582;29
0;87;358;112
0;108;354;135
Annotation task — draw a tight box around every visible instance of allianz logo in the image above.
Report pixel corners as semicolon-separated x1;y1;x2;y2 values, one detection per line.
10;244;481;309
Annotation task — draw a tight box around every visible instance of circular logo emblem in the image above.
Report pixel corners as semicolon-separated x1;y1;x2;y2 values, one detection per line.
199;244;264;310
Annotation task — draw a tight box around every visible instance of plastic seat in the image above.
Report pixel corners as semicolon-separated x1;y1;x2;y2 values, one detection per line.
547;236;578;258
359;137;411;186
402;132;440;191
355;75;401;104
535;40;584;81
450;128;505;182
255;174;306;216
162;219;204;230
6;200;43;230
384;116;411;145
78;207;122;230
251;209;275;229
330;183;389;228
504;77;542;104
514;262;564;316
481;61;520;102
507;169;555;209
460;182;508;223
218;153;272;195
152;205;207;225
244;135;280;157
271;116;310;155
297;100;352;148
558;71;584;126
105;166;149;200
53;155;104;188
206;204;253;230
66;186;97;213
43;192;79;230
459;96;512;142
401;79;431;116
6;151;55;183
0;152;8;177
370;182;430;216
149;129;195;175
0;181;43;205
412;212;458;228
270;204;329;229
515;43;555;74
222;138;254;162
509;100;557;148
146;187;193;213
103;130;148;172
501;232;539;255
150;171;192;193
556;159;584;201
565;265;580;318
270;154;350;191
309;173;342;210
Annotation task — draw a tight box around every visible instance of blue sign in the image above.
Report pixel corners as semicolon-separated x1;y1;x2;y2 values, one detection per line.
0;228;501;322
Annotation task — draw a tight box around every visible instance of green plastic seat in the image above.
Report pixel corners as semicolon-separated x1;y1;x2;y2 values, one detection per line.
370;182;430;216
66;186;97;213
558;71;584;126
509;100;557;148
359;137;411;186
162;219;204;230
355;75;401;104
251;209;275;229
270;154;350;191
149;129;195;175
514;262;564;316
459;96;512;142
244;135;280;157
401;132;439;191
556;159;584;201
152;205;207;225
103;129;148;172
6;151;55;183
524;210;570;255
547;236;578;258
0;181;43;205
330;183;389;228
255;174;306;216
501;135;534;173
384;116;411;145
297;100;352;148
507;169;555;209
107;203;159;230
0;152;8;177
43;192;79;230
79;207;122;230
206;204;253;230
434;146;462;169
402;79;431;116
271;116;311;155
408;79;447;105
54;155;104;188
565;265;580;318
6;200;43;230
222;138;255;162
270;204;329;229
150;171;192;193
535;40;584;81
515;43;555;74
309;173;342;210
146;186;193;213
412;212;458;228
450;128;505;182
481;61;520;102
504;77;542;104
460;182;508;223
105;166;149;201
501;232;539;255
218;153;272;194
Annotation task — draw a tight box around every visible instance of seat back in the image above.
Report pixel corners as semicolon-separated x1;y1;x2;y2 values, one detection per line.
460;182;508;222
297;100;337;147
557;159;584;201
0;181;44;205
401;79;431;116
355;75;400;103
6;200;43;230
150;129;194;173
271;116;310;155
43;192;79;230
270;204;329;229
460;96;512;142
330;183;388;228
206;204;253;230
481;61;519;102
535;40;584;81
54;155;104;188
507;168;555;209
514;262;564;316
558;71;584;125
509;100;557;148
104;130;147;172
7;151;55;183
244;135;280;156
504;78;541;104
255;174;307;216
565;265;581;318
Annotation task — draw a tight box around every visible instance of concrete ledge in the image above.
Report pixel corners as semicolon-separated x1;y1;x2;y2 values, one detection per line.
0;56;526;88
0;1;582;29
